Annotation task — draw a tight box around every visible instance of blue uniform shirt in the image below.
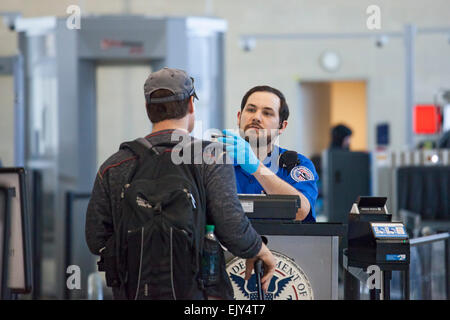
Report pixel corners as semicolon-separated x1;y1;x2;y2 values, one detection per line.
233;145;319;222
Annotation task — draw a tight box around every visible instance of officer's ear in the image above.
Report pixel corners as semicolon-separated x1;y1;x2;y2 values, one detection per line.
278;120;288;134
237;111;241;127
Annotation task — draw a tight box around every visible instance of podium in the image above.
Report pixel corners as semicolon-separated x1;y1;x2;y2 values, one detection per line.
226;221;346;300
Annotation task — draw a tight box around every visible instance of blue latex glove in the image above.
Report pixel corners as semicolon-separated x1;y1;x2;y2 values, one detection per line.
217;129;260;174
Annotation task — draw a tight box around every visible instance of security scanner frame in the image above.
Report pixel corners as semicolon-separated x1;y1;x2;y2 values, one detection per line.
11;14;227;299
0;168;33;299
343;197;410;300
225;194;346;300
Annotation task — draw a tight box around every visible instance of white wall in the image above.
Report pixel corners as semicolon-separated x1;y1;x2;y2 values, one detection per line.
1;0;450;162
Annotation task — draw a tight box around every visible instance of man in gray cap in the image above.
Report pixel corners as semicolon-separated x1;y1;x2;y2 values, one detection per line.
85;67;275;300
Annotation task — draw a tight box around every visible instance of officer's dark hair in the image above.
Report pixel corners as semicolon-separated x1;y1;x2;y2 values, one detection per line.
145;89;191;123
240;85;290;127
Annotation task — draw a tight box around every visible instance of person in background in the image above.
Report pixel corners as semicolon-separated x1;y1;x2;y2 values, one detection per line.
312;124;353;219
330;124;353;150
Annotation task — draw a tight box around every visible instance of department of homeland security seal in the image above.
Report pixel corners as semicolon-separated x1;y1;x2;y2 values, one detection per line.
290;165;314;182
226;251;314;300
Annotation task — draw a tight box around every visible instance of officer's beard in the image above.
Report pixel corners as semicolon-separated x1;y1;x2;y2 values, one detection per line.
243;130;271;148
241;128;279;157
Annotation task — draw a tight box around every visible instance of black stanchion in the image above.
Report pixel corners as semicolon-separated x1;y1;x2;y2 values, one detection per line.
30;170;43;300
404;266;410;300
254;260;265;301
383;271;391;300
343;267;360;300
446;238;450;300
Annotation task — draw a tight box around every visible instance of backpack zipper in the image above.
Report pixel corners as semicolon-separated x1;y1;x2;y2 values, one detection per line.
121;183;131;199
136;195;153;209
183;188;196;209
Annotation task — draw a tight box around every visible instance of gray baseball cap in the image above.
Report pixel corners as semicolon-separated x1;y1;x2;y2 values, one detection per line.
144;67;198;103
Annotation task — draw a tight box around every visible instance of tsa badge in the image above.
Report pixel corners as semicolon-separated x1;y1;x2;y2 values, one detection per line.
290;166;314;183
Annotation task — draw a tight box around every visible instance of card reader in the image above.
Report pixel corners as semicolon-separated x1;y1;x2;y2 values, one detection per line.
347;196;410;266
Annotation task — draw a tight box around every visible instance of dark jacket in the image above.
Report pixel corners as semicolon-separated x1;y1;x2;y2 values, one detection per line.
85;129;262;298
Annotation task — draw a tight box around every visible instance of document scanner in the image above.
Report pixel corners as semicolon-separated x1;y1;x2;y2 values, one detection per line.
238;194;300;220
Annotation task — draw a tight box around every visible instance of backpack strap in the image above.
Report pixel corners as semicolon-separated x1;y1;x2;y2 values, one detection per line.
135;137;154;153
120;137;156;157
119;138;159;183
120;138;182;159
120;138;184;182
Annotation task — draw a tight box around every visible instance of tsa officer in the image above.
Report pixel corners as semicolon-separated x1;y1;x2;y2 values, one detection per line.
218;86;318;222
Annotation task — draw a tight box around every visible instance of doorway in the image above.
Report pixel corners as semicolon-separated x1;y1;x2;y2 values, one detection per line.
298;80;368;156
299;80;368;223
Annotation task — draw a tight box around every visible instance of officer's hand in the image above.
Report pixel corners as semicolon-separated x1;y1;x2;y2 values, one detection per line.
217;129;260;174
244;243;276;293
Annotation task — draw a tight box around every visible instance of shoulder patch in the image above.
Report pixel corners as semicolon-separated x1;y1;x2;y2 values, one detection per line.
290;165;315;182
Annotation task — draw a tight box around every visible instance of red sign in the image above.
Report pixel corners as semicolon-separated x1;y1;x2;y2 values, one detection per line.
414;105;442;134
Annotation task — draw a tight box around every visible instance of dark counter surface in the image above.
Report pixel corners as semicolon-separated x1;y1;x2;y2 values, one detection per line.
250;220;347;237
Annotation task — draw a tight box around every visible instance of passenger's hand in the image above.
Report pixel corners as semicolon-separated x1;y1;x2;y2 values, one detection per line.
244;243;276;293
217;129;260;174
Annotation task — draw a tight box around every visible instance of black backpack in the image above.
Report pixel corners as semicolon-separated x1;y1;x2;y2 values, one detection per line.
116;138;207;300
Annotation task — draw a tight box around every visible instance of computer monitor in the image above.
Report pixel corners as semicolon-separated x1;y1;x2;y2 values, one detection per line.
0;168;32;296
